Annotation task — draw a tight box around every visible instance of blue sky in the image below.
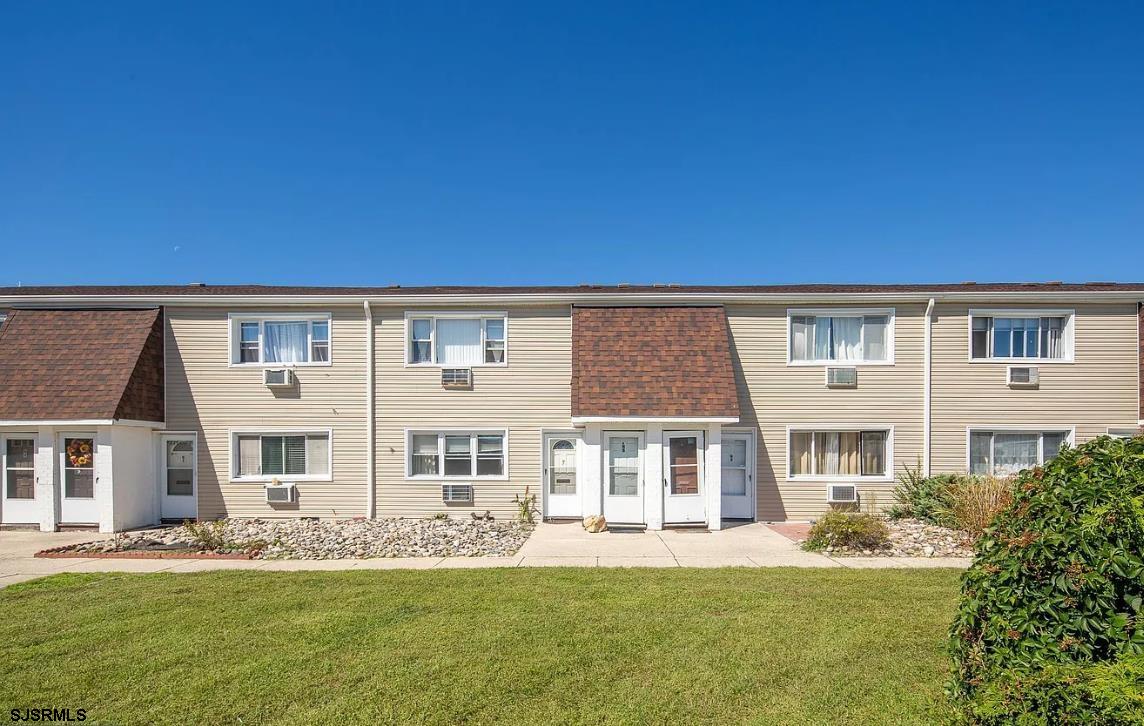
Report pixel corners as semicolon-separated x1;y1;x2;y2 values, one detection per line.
1;1;1142;287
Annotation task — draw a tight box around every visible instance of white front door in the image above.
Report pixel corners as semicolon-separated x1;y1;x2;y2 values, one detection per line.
160;435;198;521
1;434;38;524
543;433;582;519
603;432;644;524
663;431;705;524
720;432;755;520
59;434;98;524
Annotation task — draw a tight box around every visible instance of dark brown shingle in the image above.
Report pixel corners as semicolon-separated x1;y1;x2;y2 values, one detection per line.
0;309;164;422
572;306;739;418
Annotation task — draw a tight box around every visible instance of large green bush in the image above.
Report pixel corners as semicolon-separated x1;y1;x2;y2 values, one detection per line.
949;435;1144;721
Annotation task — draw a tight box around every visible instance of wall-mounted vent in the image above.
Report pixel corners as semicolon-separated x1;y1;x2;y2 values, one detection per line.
827;484;859;504
265;482;297;504
442;368;472;390
825;367;858;388
442;483;473;503
1007;366;1039;388
263;368;294;387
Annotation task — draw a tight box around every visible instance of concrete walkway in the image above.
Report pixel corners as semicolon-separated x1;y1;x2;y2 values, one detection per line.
0;523;970;587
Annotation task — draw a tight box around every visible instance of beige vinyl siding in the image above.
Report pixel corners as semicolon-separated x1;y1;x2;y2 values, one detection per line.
930;303;1139;473
165;306;368;519
727;304;926;520
374;305;571;518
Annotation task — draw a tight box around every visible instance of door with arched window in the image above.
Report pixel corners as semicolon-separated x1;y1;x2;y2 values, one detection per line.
542;433;581;519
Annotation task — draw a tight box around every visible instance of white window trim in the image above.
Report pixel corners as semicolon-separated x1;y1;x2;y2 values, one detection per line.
964;426;1076;475
227;312;333;368
967;309;1075;364
228;428;334;483
784;424;895;482
403;428;510;481
1107;427;1139;439
786;307;896;366
403;311;509;368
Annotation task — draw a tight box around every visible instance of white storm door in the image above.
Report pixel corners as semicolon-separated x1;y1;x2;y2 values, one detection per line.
603;432;644;524
59;434;98;523
160;435;198;521
543;433;582;519
663;431;705;524
1;434;39;524
720;433;755;520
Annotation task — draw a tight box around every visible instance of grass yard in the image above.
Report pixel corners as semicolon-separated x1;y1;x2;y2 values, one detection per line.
0;568;961;725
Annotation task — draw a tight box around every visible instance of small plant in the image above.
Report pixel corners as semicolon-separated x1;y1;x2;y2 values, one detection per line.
512;486;537;524
802;512;889;552
430;512;449;520
183;519;230;550
934;475;1013;538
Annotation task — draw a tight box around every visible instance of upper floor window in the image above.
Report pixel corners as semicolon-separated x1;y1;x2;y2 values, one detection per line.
406;313;507;367
969;429;1070;476
788;428;891;479
788;309;893;365
406;430;507;479
230;314;331;366
969;310;1073;362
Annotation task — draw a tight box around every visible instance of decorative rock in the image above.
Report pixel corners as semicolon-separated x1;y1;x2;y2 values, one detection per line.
583;515;607;533
923;545;936;557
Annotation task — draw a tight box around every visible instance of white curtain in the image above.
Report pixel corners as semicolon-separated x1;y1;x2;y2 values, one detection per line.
994;433;1038;475
1041;317;1063;359
832;317;862;361
238;436;261;476
435;319;482;366
814;318;831;361
265;322;308;363
864;316;887;361
816;432;841;475
306;435;329;475
791;316;813;361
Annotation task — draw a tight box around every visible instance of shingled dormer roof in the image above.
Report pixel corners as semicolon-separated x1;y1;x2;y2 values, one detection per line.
0;309;164;422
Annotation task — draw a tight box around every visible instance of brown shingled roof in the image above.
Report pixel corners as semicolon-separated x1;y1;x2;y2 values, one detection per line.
0;309;164;422
572;306;740;418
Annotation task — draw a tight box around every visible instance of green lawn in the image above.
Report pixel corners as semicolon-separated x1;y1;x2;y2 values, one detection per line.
0;568;961;725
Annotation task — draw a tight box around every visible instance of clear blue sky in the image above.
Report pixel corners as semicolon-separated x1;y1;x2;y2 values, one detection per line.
2;1;1142;287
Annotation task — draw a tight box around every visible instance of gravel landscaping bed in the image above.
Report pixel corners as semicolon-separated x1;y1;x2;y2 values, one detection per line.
820;518;974;558
53;518;534;559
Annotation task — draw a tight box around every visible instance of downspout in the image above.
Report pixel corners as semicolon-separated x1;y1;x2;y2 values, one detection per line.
923;298;935;476
364;300;375;519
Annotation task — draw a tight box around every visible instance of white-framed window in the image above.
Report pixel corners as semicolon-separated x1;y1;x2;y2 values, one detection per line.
968;310;1074;362
968;429;1072;476
1108;428;1140;439
405;430;508;479
229;314;332;366
404;313;508;367
788;309;894;365
787;427;892;480
231;430;332;481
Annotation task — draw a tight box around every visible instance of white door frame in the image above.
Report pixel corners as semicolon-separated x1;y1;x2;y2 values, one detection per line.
663;430;706;524
719;430;756;520
158;432;198;521
603;431;645;524
1;432;39;524
58;431;98;524
541;430;582;519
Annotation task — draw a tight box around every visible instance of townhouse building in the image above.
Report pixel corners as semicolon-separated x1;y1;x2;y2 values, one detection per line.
0;283;1140;533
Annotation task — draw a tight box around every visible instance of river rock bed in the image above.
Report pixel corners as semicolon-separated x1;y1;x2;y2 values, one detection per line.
821;518;974;558
60;517;534;559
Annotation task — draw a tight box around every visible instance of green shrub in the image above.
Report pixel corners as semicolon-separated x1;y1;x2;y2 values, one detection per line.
802;512;889;551
962;655;1144;725
949;435;1144;721
892;465;1015;537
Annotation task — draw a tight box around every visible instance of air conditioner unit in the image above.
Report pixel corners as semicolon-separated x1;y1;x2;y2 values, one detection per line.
1007;366;1039;388
825;367;858;388
827;484;859;504
441;368;472;390
442;483;473;503
265;482;297;504
263;368;294;387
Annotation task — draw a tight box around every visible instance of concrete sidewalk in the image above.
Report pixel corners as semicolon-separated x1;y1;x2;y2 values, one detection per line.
0;523;970;587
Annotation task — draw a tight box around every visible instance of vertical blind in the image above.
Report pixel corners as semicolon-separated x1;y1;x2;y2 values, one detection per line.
435;319;483;366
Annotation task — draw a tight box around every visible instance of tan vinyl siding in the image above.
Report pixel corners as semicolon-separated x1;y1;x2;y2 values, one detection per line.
165;306;368;519
727;304;926;520
930;303;1139;473
373;305;572;518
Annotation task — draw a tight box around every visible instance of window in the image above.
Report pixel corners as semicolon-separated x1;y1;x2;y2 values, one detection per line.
969;430;1070;476
789;310;892;364
1108;428;1140;439
230;315;332;365
789;429;890;478
4;438;35;500
406;431;507;479
608;436;640;496
233;432;330;480
405;314;508;366
969;311;1072;361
